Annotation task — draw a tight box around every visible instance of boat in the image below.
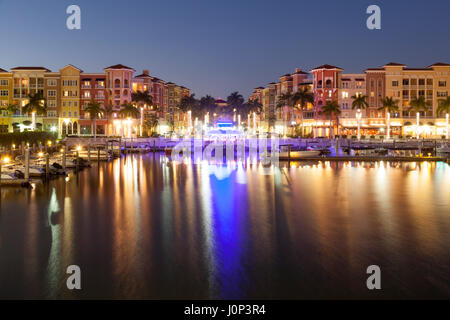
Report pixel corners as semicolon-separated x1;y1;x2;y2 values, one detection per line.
288;150;321;158
1;173;16;180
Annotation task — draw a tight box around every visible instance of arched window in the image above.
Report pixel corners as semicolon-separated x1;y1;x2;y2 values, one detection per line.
73;122;78;135
114;79;121;88
326;80;332;89
62;123;67;135
124;79;129;88
318;80;323;88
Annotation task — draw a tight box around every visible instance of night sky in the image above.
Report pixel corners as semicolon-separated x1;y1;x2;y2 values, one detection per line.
1;0;449;98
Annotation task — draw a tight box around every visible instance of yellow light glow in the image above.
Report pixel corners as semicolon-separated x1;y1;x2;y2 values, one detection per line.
76;146;82;151
2;156;10;163
38;152;44;157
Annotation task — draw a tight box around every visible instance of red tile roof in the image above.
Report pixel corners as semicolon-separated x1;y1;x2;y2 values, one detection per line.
104;64;135;71
428;62;450;67
11;66;51;72
311;64;343;71
383;62;406;67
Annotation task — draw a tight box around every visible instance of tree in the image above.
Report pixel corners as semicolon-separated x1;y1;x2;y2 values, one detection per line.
84;98;104;138
131;90;153;109
319;101;341;139
292;87;314;137
226;91;244;117
437;97;450;139
23;92;47;131
145;113;159;135
268;113;277;132
1;103;19;116
119;103;140;119
276;92;296;136
408;96;431;139
436;96;450;117
351;94;369;111
245;99;262;115
378;97;399;139
199;95;217;120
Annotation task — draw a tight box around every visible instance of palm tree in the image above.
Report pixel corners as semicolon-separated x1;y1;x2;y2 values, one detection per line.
131;90;153;109
378;97;399;139
276;92;296;136
409;96;431;139
319;101;341;139
23;92;47;131
145;114;159;135
292;87;314;137
1;103;20;116
351;95;368;139
84;98;104;139
227;91;244;117
437;97;450;139
119;102;140;119
103;105;114;137
199;95;217;122
268;113;277;133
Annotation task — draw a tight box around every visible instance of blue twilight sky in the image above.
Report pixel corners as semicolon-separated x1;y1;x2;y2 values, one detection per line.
0;0;449;98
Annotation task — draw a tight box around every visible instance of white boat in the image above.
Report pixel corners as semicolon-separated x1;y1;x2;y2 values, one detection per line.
1;173;16;180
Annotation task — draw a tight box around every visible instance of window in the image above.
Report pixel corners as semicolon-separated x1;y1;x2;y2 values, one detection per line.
62;102;66;107
47;90;57;97
68;102;72;107
437;91;448;97
47;111;57;117
392;81;399;87
418;79;425;86
74;102;77;107
0;79;8;86
48;100;56;107
411;79;417;85
0;90;8;96
439;80;447;87
342;92;349;99
402;79;409;86
426;79;433;86
74;111;77;117
47;79;57;86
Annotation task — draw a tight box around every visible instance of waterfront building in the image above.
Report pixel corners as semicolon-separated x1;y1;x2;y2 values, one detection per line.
383;62;450;137
59;65;81;135
43;70;60;133
310;64;342;137
10;66;54;133
0;68;12;133
79;72;107;135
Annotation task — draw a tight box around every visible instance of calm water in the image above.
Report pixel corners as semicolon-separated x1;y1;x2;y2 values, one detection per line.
0;155;449;299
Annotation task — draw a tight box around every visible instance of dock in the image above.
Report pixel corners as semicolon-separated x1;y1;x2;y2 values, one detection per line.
279;156;447;162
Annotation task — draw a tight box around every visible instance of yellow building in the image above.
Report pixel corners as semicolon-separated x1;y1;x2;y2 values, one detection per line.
384;62;450;137
59;65;82;135
0;68;13;132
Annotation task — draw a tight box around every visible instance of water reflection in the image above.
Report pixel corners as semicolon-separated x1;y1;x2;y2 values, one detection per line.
0;155;449;299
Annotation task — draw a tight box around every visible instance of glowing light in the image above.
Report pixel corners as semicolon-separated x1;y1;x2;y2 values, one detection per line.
38;152;44;157
76;146;82;151
2;156;10;163
47;141;52;146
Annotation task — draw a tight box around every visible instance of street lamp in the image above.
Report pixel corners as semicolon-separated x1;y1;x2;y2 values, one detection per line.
140;107;144;137
447;113;449;140
386;111;391;140
356;109;362;140
416;112;420;140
